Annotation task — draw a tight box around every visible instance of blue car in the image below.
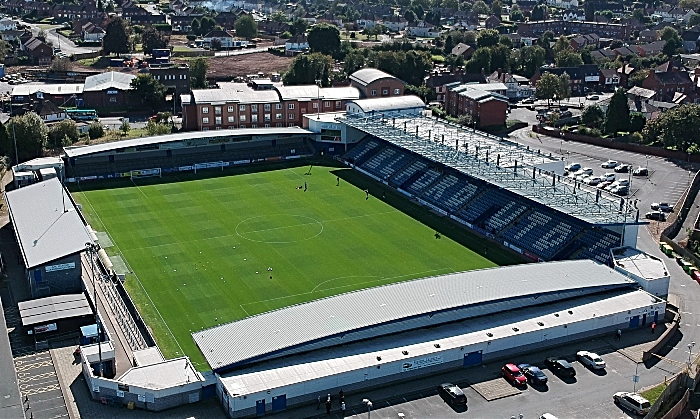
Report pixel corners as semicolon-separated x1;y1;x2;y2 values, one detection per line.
518;363;548;385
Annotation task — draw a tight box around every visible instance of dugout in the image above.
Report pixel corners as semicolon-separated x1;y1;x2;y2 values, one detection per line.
62;128;316;180
18;293;94;341
5;178;93;298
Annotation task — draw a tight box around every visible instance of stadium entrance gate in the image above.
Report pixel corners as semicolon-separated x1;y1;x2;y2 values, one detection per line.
629;315;640;328
272;395;286;412
463;350;483;367
256;399;265;415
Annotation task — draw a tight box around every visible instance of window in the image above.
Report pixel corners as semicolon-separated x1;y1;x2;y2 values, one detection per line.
264;104;271;111
251;104;258;112
371;90;377;96
382;89;388;95
202;107;209;114
251;115;258;122
228;116;234;123
288;123;296;127
394;88;400;95
276;123;282;127
288;113;295;120
251;124;257;128
183;74;187;79
265;124;270;127
276;103;282;109
324;101;330;108
228;106;234;112
216;126;221;130
276;113;282;119
214;106;222;115
312;103;318;109
240;115;246;122
215;116;222;124
109;97;117;102
202;117;209;124
203;127;209;131
228;126;235;129
335;101;341;108
288;103;295;109
239;104;246;111
264;114;271;121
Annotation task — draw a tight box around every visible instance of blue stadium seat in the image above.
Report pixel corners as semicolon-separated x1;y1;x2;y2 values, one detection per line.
421;175;480;213
501;209;582;260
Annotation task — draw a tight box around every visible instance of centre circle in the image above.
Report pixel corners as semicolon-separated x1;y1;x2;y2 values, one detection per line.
235;214;323;243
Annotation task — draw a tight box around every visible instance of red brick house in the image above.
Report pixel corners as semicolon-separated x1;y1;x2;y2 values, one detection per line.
349;68;405;98
445;84;509;128
642;60;695;102
24;37;52;65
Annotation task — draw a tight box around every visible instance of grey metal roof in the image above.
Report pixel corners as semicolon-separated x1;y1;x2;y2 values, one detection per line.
192;260;634;371
275;85;359;101
6;178;93;269
63;127;313;158
83;71;135;92
18;293;91;326
12;83;84;97
349;68;401;86
347;95;426;113
117;357;203;390
0;296;24;419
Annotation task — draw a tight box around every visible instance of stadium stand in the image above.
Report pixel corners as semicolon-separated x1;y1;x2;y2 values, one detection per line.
342;137;623;264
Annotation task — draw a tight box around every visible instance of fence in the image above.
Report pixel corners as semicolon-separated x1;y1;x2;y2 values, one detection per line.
72;50;102;61
171;50;215;58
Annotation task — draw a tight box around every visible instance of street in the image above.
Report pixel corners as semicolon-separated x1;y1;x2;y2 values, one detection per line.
24;22;96;56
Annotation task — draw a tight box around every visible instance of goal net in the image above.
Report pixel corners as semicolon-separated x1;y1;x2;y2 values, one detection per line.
130;168;161;180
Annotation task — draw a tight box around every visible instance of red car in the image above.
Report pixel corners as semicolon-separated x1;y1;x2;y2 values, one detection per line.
502;363;527;386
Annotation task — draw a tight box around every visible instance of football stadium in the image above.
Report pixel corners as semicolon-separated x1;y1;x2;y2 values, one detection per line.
5;96;668;417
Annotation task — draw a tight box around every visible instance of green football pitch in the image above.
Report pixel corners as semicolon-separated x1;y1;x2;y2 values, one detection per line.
71;160;524;370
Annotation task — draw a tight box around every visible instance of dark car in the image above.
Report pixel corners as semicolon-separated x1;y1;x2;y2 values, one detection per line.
633;167;649;176
518;363;548;385
438;383;467;405
545;357;576;377
614;164;631;173
560;110;573;118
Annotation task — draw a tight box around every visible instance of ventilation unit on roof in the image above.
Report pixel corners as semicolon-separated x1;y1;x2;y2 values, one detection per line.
537;322;544;326
434;344;440;348
486;332;493;337
402;351;408;355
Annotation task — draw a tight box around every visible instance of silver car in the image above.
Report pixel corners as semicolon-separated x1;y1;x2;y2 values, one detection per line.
576;351;605;369
613;392;651;415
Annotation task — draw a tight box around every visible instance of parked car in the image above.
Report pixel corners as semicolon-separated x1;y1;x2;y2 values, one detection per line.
645;211;666;221
502;363;528;386
576;174;591;182
610;186;629;196
560;110;573;118
518;364;548;385
613;392;651;415
587;95;600;100
633;167;649;176
585;176;602;186
544;357;576;377
601;173;616;181
522;98;535;104
651;202;673;212
601;160;619;168
575;167;593;176
576;351;606;369
438;383;467;405
597;181;612;189
564;163;581;172
614;164;631;173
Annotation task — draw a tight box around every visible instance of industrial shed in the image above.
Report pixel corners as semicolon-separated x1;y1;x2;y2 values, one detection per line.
209;261;665;417
5;178;93;298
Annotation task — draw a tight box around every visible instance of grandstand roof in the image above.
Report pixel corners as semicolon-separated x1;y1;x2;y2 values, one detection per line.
83;71;135;92
6;178;92;269
338;113;637;225
193;260;635;371
63;127;313;158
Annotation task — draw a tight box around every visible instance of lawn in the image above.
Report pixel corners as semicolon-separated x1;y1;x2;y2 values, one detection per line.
71;161;522;370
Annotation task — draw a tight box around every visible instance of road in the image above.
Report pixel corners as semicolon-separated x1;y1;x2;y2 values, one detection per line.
214;47;269;57
23;21;96;56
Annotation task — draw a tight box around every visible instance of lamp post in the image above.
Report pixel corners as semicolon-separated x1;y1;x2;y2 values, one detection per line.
315;79;321;120
362;398;372;418
687;341;696;371
85;242;103;377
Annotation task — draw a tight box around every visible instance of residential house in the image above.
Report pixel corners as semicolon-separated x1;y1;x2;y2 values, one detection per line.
489;70;535;99
257;20;289;35
515;0;538;13
382;15;408;32
585;1;624;15
599;68;620;91
204;30;234;48
3;0;26;14
23;37;52;65
82;22;105;42
682;30;700;53
517;20;630;39
425;72;487;103
614;46;638;57
531;64;601;95
23;1;52;17
215;11;238;29
598;86;677;119
318;13;343;27
356;15;379;29
635;40;666;57
570;33;599;51
642;60;695;102
451;43;475;59
590;48;617;61
445;83;509;128
52;2;99;20
82;71;136;108
122;4;165;24
562;11;584;21
1;29;24;42
285;34;308;55
639;29;658;43
546;0;578;9
0;18;17;31
170;15;203;33
484;15;501;29
349;68;405;98
406;21;442;38
504;33;522;47
32;99;67;122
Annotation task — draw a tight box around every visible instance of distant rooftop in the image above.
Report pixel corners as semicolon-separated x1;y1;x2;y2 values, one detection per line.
612;246;669;280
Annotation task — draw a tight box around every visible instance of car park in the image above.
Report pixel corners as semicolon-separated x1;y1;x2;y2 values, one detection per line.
565;163;581;172
601;160;618;168
438;383;467;405
597;181;612;189
651;202;673;212
601;173;616;181
633;167;649;176
518;364;548;385
613;392;651;415
544;357;576;377
584;176;602;186
614;164;631;173
576;351;606;370
502;363;528;386
645;211;666;221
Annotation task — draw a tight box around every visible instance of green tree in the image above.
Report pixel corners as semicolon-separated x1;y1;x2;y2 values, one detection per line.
290;18;308;36
535;73;560;106
472;0;490;14
271;11;289;23
343;49;365;75
130;74;166;113
477;29;500;48
88;121;104;140
659;27;682;57
283;52;334;85
558;72;571;101
489;44;511;72
235;15;258;39
516;45;545;77
404;9;417;22
145;120;172;135
103;17;131;56
199;16;216;36
444;34;454;54
642;104;700;151
6;112;48;162
604;88;630;134
581;104;604;126
48;119;78;148
191;18;201;35
308;24;341;57
688;13;700;26
189;57;209;89
531;4;547;20
141;25;167;55
498;35;513;48
555;50;583;67
466;47;491;73
553;36;570;55
120;119;131;135
510;6;524;22
491;0;502;17
629;112;646;132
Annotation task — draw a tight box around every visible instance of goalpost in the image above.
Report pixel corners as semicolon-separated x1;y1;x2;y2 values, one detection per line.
130;168;162;180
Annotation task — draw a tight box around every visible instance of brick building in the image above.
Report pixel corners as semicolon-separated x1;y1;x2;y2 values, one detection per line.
349;68;405;98
642;60;696;103
82;71;135;109
517;20;630;40
445;84;509;128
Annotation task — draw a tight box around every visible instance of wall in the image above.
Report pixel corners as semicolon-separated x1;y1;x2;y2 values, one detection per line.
29;253;83;298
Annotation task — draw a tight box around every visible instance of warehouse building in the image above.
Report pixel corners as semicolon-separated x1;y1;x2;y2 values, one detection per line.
5;178;93;298
192;260;666;417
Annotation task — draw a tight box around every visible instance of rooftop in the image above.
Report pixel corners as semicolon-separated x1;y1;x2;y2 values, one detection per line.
18;293;92;326
193;260;635;371
5;178;93;269
349;68;402;86
347;95;425;113
117;357;203;390
11;83;84;96
83;71;135;92
612;246;669;280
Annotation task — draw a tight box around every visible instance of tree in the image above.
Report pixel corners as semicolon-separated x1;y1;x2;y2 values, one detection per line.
290;18;308;36
141;25;167;55
643;104;700;151
404;9;417;22
343;49;365;75
283;52;334;85
189;57;209;89
581;105;604;126
498;35;513;49
555;50;583;67
456;114;474;126
472;0;490;14
120;119;131;135
629;112;646;132
48;119;78;148
444;34;454;55
489;44;511;72
271;11;289;23
199;16;216;36
88;121;104;140
235;15;258;39
516;45;545;77
308;24;341;57
405;84;433;101
145;120;172;135
491;0;502;17
210;37;222;50
50;58;71;73
604;88;630;134
535;73;560;106
689;13;700;26
6;112;47;162
558;72;571;101
510;6;524;22
531;4;547;21
191;18;201;35
659;27;682;57
130;74;166;113
477;29;500;48
103;17;131;56
466;48;491;73
553;36;570;55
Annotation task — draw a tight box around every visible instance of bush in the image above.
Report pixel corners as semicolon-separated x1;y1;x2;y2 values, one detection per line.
145;120;171;136
186;34;196;41
630;132;643;143
48;119;79;147
88;121;104;139
280;31;292;39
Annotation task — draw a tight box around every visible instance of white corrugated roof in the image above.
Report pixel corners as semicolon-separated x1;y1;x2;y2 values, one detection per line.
117;357;203;390
11;83;84;96
349;68;399;86
6;178;92;269
83;71;135;92
275;85;359;101
18;293;91;326
347;95;425;113
193;260;635;371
